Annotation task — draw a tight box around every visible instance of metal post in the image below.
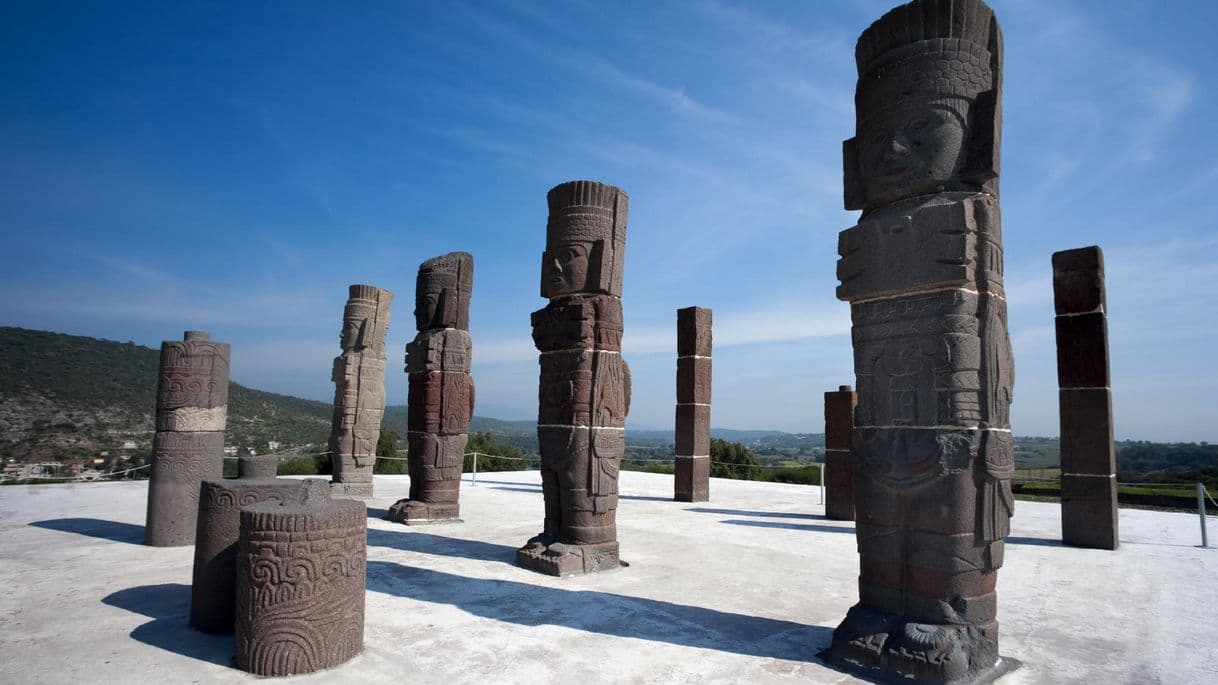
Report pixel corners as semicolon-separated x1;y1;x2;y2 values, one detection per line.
819;459;825;506
1199;482;1208;548
471;452;478;485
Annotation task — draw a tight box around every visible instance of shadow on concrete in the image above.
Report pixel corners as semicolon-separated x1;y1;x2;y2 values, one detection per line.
367;506;390;520
1005;535;1063;547
367;528;517;565
102;583;232;666
488;485;673;503
470;479;541;488
366;561;831;661
720;519;855;535
29;518;144;545
687;507;826;521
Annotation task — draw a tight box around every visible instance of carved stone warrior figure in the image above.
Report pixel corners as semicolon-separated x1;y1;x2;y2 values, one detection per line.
328;285;392;498
388;252;475;524
145;330;229;546
827;1;1015;682
517;180;631;576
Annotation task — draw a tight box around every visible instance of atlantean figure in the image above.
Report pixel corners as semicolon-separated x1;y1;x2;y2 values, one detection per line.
1054;246;1118;550
517;180;631;576
328;285;392;498
388;252;475;524
827;1;1015;681
145;330;230;547
674;306;711;502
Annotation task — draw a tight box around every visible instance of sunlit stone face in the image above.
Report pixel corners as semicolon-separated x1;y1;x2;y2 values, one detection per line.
858;103;968;206
543;242;591;297
340;304;374;350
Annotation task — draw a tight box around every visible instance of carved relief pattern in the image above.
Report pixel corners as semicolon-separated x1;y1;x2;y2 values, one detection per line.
390;253;475;523
146;331;229;547
191;479;315;634
518;180;631;576
827;2;1012;682
234;493;366;676
328;285;393;496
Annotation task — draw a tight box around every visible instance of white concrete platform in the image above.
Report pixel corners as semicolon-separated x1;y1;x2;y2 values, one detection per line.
0;471;1215;684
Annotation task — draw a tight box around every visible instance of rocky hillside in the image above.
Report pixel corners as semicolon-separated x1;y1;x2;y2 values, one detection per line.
0;327;334;461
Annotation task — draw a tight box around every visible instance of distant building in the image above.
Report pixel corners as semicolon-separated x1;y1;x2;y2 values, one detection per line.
120;441;137;450
267;441;281;451
223;446;239;456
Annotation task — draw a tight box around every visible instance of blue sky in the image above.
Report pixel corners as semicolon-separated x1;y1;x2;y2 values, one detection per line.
2;0;1216;441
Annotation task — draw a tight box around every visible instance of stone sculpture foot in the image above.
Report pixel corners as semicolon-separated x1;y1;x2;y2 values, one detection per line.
515;539;620;577
825;605;1008;683
385;498;461;525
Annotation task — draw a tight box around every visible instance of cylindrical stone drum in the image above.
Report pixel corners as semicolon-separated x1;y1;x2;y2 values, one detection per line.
234;484;367;676
190;479;316;634
238;455;280;480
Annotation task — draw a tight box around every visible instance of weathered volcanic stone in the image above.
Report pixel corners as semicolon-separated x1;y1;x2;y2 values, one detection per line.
824;385;856;521
145;330;230;547
238;455;280;480
328;285;392;499
1054;246;1118;550
675;306;711;502
389;252;475;526
234;481;366;676
827;2;1015;682
518;180;631;576
190;478;321;634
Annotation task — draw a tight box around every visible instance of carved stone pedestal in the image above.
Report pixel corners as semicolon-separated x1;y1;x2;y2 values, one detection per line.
234;482;366;676
190;478;321;634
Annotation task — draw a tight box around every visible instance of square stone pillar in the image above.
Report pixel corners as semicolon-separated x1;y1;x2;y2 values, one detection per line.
1053;246;1118;550
675;307;712;502
823;385;856;520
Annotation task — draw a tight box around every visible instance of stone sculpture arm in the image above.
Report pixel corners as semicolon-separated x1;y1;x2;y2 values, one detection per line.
622;359;631;417
468;375;476;419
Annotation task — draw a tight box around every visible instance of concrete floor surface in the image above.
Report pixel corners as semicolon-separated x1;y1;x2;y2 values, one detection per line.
0;471;1214;684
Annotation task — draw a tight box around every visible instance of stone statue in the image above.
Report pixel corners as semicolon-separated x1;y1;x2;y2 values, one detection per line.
145;330;229;546
517;180;631;576
388;252;475;524
826;1;1015;681
674;306;711;502
328;285;393;498
1054;246;1118;550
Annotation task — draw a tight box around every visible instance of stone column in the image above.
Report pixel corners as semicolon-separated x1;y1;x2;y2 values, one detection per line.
190;476;322;634
823;385;856;521
328;285;392;499
234;481;366;676
389;252;475;524
675;306;711;502
826;1;1015;682
145;330;229;547
517;180;631;576
1054;246;1118;550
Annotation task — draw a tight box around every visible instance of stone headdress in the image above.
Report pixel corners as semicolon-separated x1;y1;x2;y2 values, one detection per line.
543;180;629;298
845;0;1003;208
416;251;473;331
342;284;393;352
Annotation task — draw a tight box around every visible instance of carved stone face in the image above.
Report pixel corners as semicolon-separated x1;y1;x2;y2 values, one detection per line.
415;285;448;330
341;304;374;350
544;242;591;297
859;103;968;206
